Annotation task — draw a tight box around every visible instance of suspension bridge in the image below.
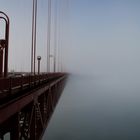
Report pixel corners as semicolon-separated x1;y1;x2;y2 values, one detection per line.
0;0;68;139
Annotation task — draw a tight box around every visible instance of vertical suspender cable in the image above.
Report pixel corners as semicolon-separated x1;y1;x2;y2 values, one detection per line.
31;0;37;75
59;0;69;72
47;0;51;73
57;0;62;72
31;0;35;74
57;0;60;72
34;0;37;75
54;0;57;72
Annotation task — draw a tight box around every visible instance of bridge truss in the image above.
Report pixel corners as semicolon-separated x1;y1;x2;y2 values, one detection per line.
0;73;67;140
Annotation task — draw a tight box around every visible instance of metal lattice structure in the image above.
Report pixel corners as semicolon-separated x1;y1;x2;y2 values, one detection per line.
0;8;68;140
0;73;67;140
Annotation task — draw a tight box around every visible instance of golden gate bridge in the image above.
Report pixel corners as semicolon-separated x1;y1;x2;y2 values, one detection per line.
0;0;68;139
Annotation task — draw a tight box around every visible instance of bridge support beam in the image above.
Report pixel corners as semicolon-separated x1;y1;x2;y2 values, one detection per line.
10;113;20;140
0;75;67;140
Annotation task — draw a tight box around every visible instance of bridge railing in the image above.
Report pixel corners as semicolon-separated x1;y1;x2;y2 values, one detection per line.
0;78;10;90
0;73;64;91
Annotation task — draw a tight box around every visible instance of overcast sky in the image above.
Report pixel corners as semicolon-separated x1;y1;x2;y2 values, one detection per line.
63;0;140;76
0;0;140;76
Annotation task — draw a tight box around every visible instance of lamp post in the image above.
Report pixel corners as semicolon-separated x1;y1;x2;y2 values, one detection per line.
49;54;55;72
37;56;41;75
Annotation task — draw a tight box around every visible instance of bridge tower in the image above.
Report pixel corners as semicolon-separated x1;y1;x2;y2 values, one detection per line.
0;11;9;77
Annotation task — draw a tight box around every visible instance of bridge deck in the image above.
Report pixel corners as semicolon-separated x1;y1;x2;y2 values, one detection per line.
0;73;67;140
0;73;65;104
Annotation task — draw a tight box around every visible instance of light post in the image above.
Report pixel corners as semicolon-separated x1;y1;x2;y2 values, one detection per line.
49;54;56;72
37;56;41;75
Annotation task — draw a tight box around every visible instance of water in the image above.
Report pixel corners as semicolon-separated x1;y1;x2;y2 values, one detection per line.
43;72;140;140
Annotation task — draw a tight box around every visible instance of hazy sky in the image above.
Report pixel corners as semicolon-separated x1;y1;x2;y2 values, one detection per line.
0;0;140;76
63;0;140;76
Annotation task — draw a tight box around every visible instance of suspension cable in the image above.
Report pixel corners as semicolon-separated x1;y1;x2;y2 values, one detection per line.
47;0;51;72
31;0;37;74
54;0;58;72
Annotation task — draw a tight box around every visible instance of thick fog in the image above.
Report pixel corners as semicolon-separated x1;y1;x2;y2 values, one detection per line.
43;0;140;140
62;0;140;76
1;0;140;139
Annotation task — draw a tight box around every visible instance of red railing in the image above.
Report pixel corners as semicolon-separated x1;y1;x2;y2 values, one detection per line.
0;73;64;91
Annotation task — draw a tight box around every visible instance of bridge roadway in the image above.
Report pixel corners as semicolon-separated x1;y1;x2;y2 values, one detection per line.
0;72;67;140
